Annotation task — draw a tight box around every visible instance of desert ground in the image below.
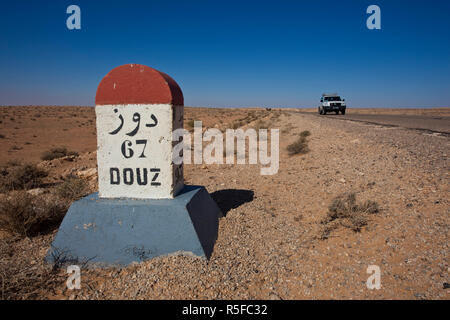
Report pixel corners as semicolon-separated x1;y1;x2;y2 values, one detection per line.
0;106;448;299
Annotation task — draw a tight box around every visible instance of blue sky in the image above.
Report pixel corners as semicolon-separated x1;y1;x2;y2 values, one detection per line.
0;0;449;108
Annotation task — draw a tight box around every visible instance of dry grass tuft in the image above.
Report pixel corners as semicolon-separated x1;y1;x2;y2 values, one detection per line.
55;175;89;200
186;119;195;132
0;191;67;238
5;159;21;167
281;124;293;134
287;130;311;155
320;192;380;239
41;147;78;161
232;120;243;129
254;119;268;131
0;164;47;192
299;130;311;138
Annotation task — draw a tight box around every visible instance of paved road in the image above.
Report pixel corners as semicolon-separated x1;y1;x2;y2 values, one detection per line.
307;113;450;135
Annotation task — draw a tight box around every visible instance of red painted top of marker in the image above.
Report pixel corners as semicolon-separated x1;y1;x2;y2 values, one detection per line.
95;64;184;106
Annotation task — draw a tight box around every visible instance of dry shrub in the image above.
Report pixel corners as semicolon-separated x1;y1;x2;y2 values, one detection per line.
0;241;89;299
254;119;268;131
6;159;21;167
287;131;311;155
41;147;78;161
270;111;282;121
239;115;253;125
320;193;380;239
186;119;195;132
0;164;47;192
287;138;309;156
299;130;311;138
281;124;294;134
232;121;243;129
0;191;67;238
248;110;256;118
55;175;89;200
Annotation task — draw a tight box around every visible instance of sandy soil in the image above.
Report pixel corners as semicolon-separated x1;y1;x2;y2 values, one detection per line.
0;106;448;300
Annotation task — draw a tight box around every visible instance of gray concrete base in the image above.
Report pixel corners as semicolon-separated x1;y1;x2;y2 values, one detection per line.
45;185;222;267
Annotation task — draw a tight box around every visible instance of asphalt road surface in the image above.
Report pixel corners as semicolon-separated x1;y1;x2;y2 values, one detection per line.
311;113;450;135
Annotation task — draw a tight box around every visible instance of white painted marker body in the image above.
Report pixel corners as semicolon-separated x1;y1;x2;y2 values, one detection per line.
96;103;183;199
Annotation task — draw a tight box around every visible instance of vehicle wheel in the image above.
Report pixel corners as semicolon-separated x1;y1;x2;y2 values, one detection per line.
323;111;327;115
318;107;322;115
335;111;339;115
341;110;345;115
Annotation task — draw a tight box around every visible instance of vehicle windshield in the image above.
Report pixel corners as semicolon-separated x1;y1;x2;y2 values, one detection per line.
324;96;341;101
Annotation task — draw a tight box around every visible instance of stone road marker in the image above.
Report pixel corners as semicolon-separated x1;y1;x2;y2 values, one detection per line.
46;64;222;266
95;64;184;199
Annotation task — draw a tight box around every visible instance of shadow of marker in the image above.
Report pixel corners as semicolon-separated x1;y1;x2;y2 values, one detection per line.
210;189;254;217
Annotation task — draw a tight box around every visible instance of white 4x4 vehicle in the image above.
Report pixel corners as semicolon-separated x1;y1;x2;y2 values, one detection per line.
318;93;346;115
